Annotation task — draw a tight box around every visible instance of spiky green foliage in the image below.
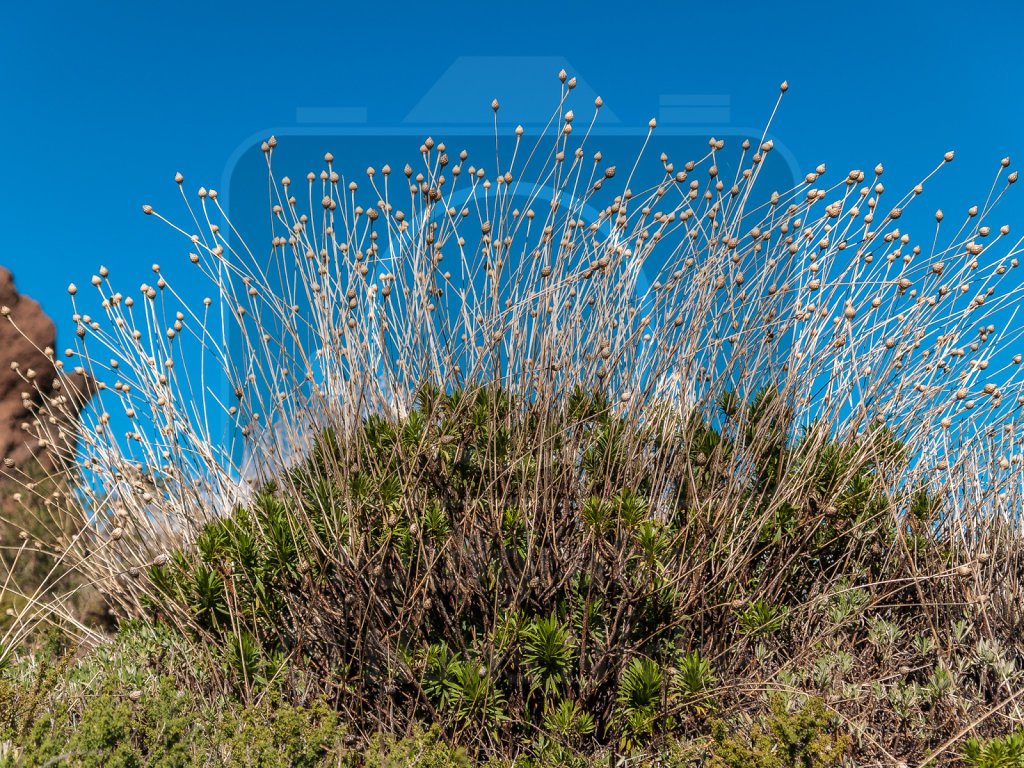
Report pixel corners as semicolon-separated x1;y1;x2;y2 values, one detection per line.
961;729;1024;768
90;382;983;762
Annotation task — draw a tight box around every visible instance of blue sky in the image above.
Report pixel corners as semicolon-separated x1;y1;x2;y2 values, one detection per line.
4;1;1023;348
3;0;1024;475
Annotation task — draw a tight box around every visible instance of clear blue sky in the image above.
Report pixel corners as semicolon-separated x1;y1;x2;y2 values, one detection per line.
3;0;1024;473
4;1;1023;348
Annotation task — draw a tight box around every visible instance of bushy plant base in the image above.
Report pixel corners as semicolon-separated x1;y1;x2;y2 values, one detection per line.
22;384;1014;767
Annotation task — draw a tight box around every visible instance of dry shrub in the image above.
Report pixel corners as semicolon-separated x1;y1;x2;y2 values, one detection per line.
5;74;1024;765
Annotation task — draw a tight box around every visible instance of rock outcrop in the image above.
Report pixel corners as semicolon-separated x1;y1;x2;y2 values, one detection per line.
0;266;96;472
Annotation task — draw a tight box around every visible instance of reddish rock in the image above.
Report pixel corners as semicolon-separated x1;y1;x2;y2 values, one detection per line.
0;266;96;472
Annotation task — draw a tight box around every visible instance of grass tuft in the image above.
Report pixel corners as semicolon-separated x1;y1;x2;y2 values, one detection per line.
3;74;1024;765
